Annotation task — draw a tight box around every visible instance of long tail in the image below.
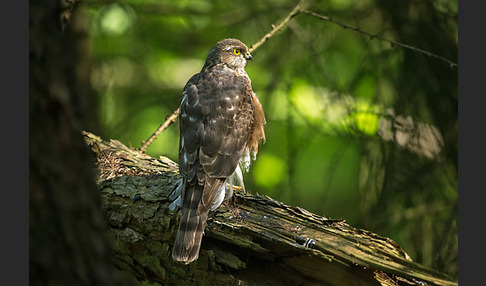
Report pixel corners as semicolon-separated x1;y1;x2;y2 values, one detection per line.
172;178;224;264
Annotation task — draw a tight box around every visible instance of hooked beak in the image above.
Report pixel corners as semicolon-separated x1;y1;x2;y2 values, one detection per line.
245;53;252;61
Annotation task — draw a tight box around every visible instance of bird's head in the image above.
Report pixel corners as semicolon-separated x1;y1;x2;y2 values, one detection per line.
204;38;252;71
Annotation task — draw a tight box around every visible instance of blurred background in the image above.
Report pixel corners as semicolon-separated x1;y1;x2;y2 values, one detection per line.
81;0;457;278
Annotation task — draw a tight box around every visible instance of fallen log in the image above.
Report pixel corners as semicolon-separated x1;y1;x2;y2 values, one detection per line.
83;131;457;286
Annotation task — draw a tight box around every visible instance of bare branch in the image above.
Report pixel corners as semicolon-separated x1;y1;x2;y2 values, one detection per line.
139;108;179;153
249;0;305;53
301;10;458;69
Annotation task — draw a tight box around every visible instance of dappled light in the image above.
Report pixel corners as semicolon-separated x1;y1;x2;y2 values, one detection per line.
83;0;457;278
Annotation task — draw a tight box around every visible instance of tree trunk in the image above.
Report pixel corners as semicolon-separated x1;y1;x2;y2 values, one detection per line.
29;1;133;285
83;132;457;286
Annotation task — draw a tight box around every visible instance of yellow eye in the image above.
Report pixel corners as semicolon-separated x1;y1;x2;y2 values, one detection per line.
233;48;241;55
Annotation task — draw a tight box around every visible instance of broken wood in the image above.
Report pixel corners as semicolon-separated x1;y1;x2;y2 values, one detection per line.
83;131;457;286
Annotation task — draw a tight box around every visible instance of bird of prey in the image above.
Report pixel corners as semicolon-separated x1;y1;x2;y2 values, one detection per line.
169;38;266;264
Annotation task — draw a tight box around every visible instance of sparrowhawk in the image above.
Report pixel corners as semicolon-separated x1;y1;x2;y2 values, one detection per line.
169;38;266;264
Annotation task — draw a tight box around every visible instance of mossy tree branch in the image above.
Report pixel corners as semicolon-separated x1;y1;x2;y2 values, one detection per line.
83;131;456;286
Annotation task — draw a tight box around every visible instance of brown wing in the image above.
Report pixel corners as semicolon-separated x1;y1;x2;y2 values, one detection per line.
173;66;254;263
179;66;254;181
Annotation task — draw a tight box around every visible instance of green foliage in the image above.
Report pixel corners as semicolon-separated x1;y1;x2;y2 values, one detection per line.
253;153;287;190
84;0;457;278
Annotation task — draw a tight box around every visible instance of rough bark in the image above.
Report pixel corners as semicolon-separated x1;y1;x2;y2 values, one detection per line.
84;132;457;286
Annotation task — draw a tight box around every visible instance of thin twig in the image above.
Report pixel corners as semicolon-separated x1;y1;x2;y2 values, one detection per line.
139;108;179;153
249;2;457;68
301;10;458;69
249;0;305;53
